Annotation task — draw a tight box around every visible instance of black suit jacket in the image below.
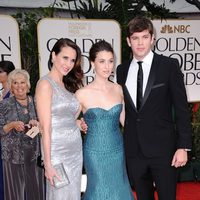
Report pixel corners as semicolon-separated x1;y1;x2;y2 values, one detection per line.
117;53;192;158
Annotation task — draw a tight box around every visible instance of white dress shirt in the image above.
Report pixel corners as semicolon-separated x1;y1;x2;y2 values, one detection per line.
125;51;154;106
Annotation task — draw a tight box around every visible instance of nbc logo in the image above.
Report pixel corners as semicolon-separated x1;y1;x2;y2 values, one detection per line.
161;25;190;33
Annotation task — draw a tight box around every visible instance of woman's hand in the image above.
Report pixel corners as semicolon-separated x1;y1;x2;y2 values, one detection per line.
13;121;25;132
76;118;87;134
28;120;43;135
45;165;61;186
3;121;25;133
28;119;39;127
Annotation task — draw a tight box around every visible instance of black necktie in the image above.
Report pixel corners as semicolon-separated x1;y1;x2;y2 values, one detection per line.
137;61;143;111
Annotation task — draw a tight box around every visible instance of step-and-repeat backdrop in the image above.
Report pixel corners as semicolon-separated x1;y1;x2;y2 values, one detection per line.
0;15;21;67
153;20;200;102
0;15;199;102
37;18;121;84
0;14;21;90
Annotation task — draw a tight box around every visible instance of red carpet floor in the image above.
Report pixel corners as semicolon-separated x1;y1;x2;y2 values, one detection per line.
133;182;200;200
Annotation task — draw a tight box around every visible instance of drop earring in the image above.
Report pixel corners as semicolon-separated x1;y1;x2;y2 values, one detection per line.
91;65;95;74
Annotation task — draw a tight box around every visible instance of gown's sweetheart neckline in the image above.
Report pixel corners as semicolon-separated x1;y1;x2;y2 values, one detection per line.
83;103;122;115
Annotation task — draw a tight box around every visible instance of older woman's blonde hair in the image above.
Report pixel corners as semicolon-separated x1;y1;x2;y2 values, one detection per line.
8;69;31;93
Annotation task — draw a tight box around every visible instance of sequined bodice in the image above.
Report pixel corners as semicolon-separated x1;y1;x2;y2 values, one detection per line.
49;78;79;132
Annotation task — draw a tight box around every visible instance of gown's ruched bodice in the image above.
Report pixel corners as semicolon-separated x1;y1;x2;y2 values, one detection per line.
82;104;134;200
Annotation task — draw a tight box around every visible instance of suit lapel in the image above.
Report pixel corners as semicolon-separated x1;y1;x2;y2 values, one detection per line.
120;54;161;112
140;54;159;109
120;60;137;111
123;85;137;112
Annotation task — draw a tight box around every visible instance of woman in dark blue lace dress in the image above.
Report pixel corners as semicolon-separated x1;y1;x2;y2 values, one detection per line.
76;40;134;200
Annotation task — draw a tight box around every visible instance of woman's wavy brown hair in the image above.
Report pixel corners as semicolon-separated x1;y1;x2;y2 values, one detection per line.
48;38;83;93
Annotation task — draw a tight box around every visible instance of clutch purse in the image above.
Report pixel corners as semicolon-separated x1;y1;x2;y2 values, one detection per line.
25;125;39;138
53;163;70;189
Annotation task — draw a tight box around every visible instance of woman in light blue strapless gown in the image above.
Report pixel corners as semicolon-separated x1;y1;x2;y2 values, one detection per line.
76;40;134;200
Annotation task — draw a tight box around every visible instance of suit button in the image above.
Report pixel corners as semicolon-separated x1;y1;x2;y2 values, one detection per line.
136;118;141;122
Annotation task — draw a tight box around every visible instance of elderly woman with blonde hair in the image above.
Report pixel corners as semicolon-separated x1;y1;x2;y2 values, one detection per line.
0;69;44;200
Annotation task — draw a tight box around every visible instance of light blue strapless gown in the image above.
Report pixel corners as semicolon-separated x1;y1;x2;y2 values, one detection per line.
82;104;134;200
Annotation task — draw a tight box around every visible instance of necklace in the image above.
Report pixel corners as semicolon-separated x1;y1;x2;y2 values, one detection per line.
15;96;28;101
14;96;30;116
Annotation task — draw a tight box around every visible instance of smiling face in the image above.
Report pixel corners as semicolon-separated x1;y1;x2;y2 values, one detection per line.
127;29;154;60
11;74;29;99
52;46;77;76
92;50;114;79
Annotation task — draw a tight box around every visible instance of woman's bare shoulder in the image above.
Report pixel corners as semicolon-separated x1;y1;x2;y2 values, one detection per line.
35;78;53;97
111;82;122;90
37;78;51;89
110;82;123;97
75;84;93;98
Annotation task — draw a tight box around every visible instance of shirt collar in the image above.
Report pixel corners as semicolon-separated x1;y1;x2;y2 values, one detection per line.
133;51;154;66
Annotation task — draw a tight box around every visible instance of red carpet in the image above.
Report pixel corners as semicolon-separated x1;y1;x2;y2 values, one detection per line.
133;182;200;200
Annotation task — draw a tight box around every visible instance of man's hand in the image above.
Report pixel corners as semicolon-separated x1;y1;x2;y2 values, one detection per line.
171;149;188;168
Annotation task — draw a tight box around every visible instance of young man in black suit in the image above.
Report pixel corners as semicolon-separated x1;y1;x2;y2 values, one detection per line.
117;16;192;200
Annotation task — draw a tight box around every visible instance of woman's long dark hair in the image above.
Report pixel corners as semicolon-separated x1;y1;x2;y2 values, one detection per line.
48;38;83;93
